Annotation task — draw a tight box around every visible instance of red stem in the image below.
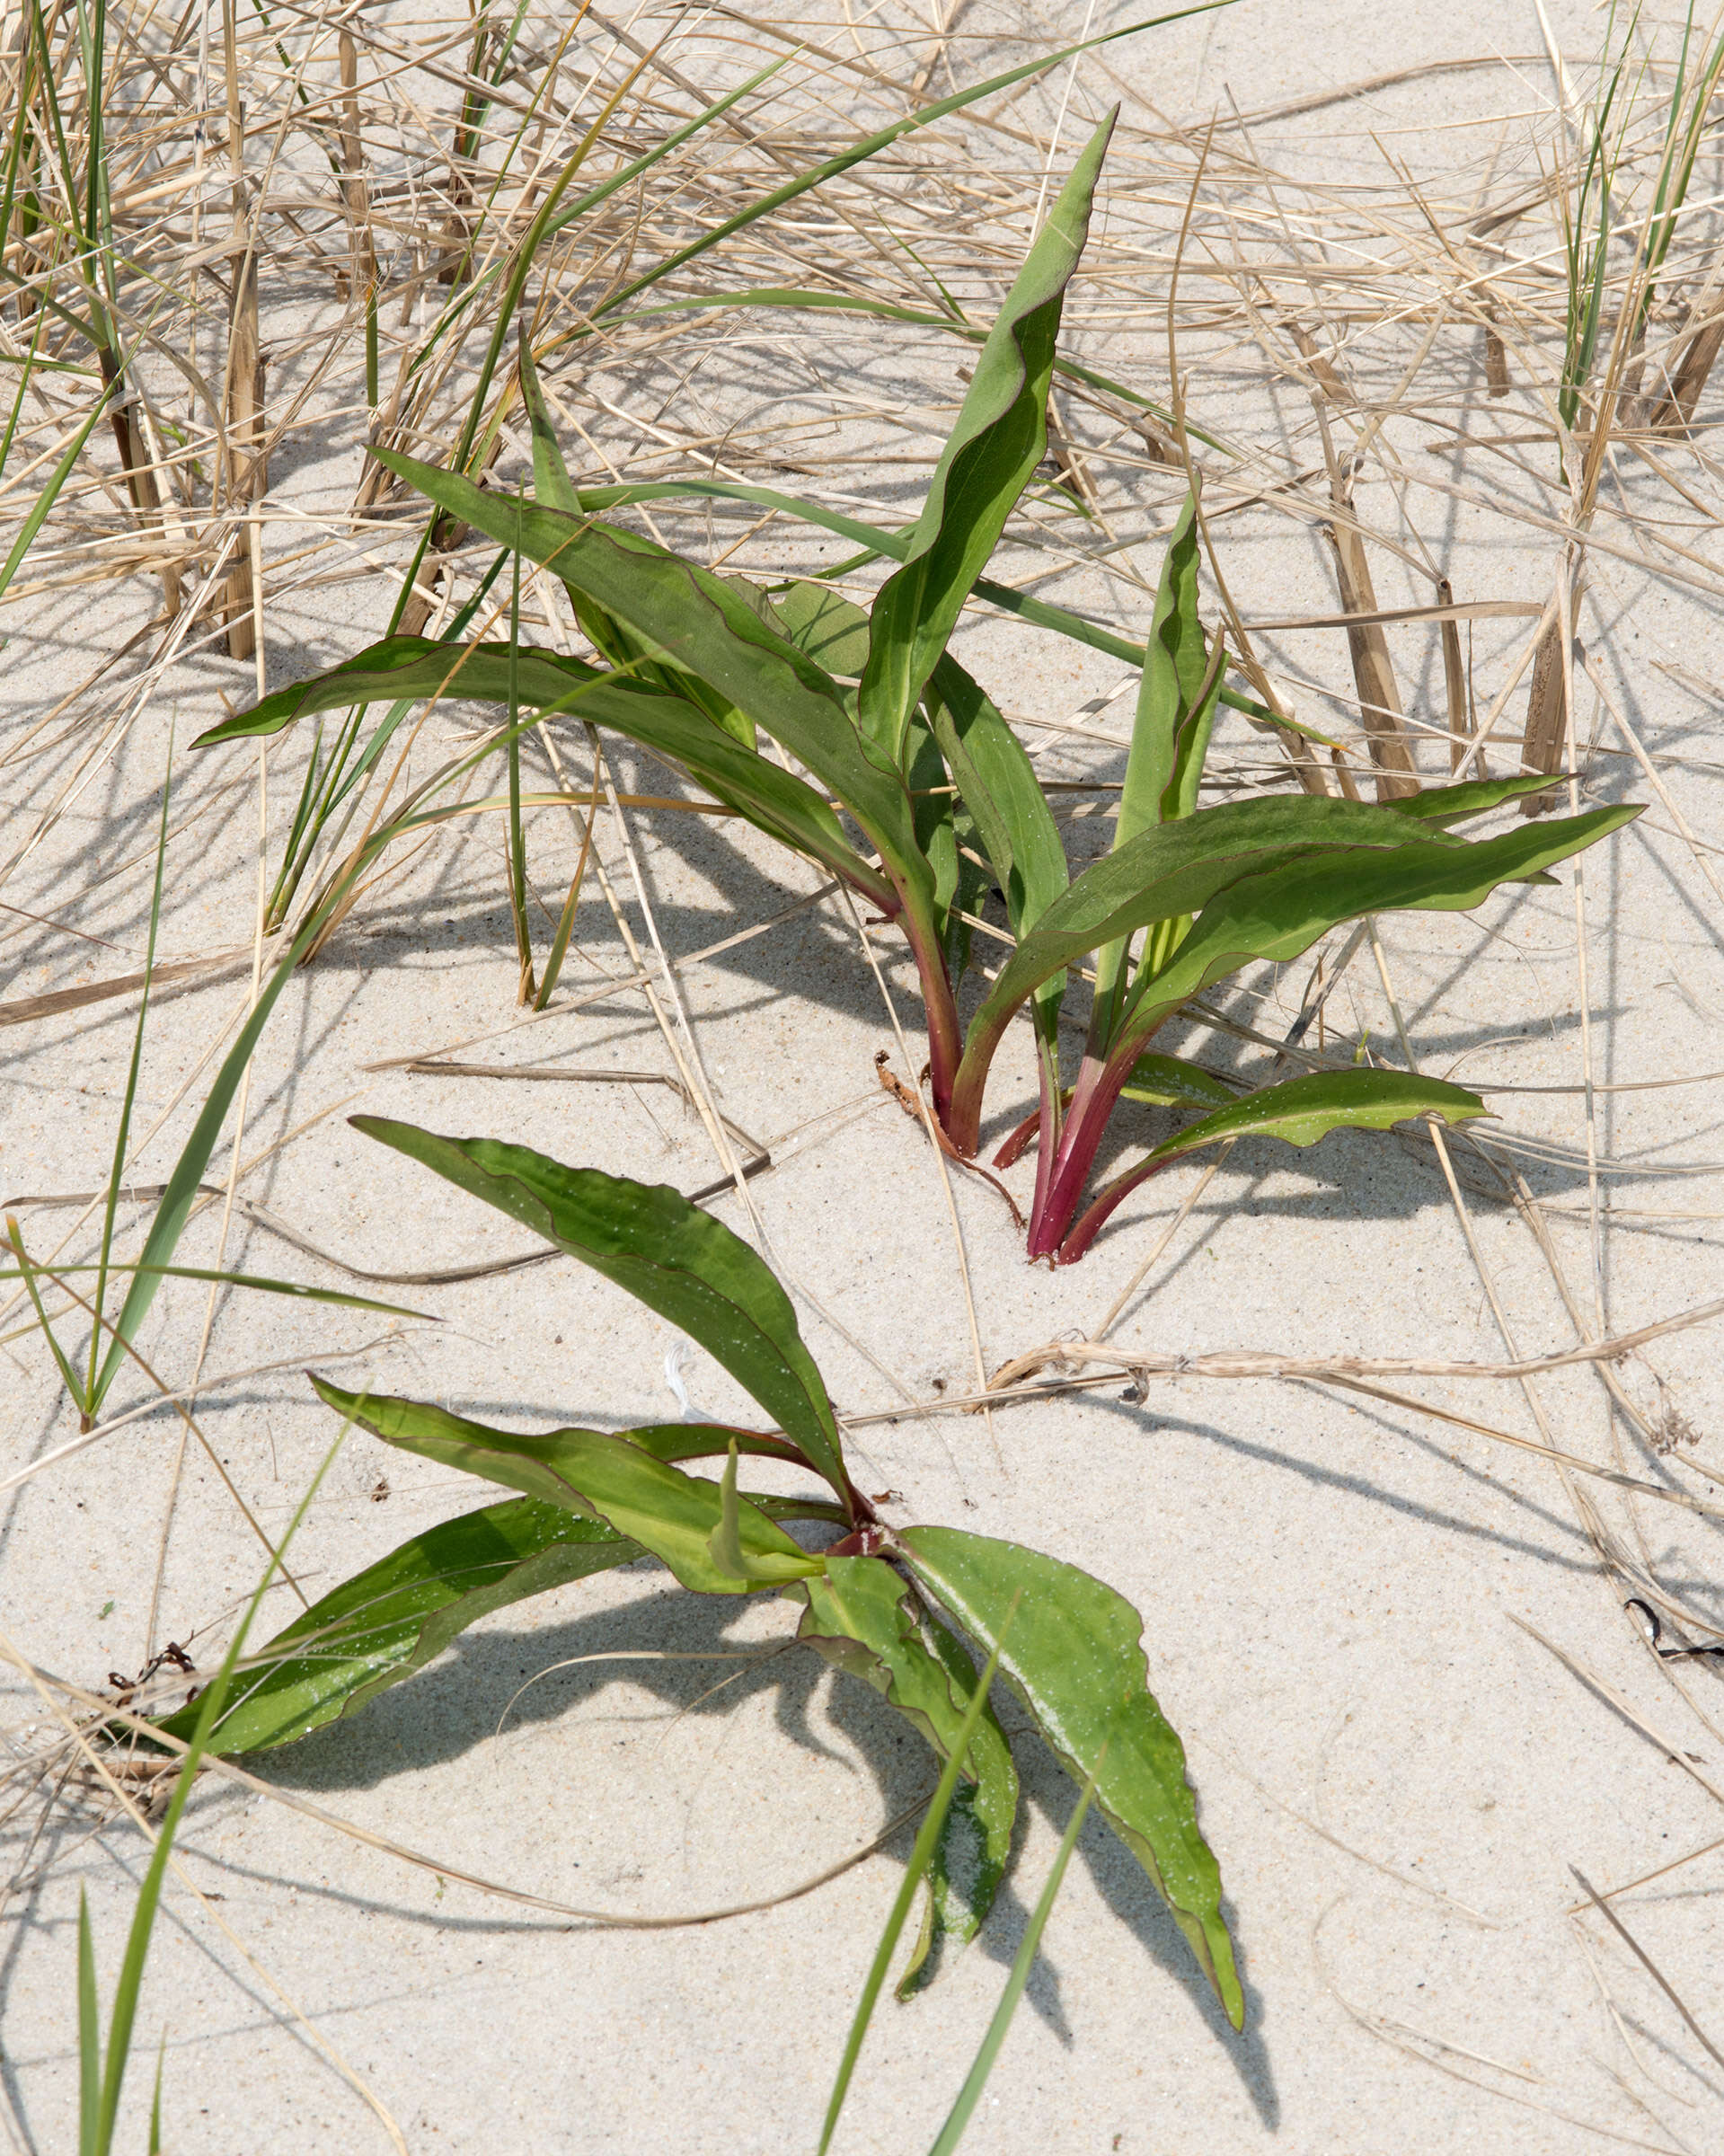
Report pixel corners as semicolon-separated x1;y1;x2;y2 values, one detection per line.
1054;1153;1170;1266
1024;1025;1160;1261
894;893;962;1131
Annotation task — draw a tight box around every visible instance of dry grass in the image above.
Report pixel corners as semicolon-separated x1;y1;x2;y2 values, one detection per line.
3;2;1724;2148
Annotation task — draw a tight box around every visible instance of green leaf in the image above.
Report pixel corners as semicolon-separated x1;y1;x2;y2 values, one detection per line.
151;1496;640;1754
855;111;1115;761
949;793;1467;1144
1090;494;1226;1044
1118;491;1216;838
517;338;579;515
789;1554;1018;1995
1382;770;1571;827
311;1381;823;1594
817;1619;1014;2154
761;578;873;678
925;1767;1100;2156
194;635;892;908
1143;1068;1490;1165
1118;1052;1240;1110
78;1888;98;2156
923;653;1069;954
349;1126;853;1507
370;453;936;922
1116;802;1644;1047
896;1525;1242;2029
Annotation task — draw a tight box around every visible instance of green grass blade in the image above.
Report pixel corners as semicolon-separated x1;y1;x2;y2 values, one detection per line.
86;730;171;1405
587;10;1228;331
924;1771;1101;2156
0;368;120;607
95;1434;349;2150
0;1260;426;1320
5;1208;84;1406
0;301;48;487
791;1554;1018;1998
506;490;535;1003
146;2034;164;2155
78;1887;99;2156
817;1614;1014;2154
403;57;792;393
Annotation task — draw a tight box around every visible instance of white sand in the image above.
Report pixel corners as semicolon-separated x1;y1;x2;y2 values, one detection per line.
4;4;1723;2150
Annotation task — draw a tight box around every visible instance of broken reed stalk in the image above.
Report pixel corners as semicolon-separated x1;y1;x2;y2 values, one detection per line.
1288;322;1419;802
220;0;263;662
338;29;375;314
1648;287;1724;433
1437;576;1475;774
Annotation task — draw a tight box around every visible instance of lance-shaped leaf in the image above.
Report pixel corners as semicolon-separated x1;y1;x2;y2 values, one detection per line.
371;450;938;923
151;1498;639;1754
346;1128;854;1507
1120;492;1217;835
948;793;1468;1143
855;110;1116;760
1141;1068;1490;1166
314;1382;826;1594
789;1554;1018;1996
1383;770;1577;828
1112;802;1643;1049
923;653;1068;983
191;636;893;910
896;1524;1242;2029
1090;498;1225;1047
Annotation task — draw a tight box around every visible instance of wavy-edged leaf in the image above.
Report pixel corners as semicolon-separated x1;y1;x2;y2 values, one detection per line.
856;110;1115;760
1114;802;1644;1048
789;1554;1018;1996
371;451;936;921
152;1498;638;1754
1383;769;1572;827
1143;1068;1489;1165
312;1382;824;1593
948;793;1467;1142
896;1524;1242;2029
194;635;889;906
344;1127;853;1507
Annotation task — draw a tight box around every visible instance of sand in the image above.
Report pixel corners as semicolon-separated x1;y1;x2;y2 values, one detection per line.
4;3;1723;2151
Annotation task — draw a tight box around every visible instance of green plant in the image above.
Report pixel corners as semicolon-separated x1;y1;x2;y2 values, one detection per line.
205;119;1639;1263
144;1119;1245;2075
78;1436;346;2156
